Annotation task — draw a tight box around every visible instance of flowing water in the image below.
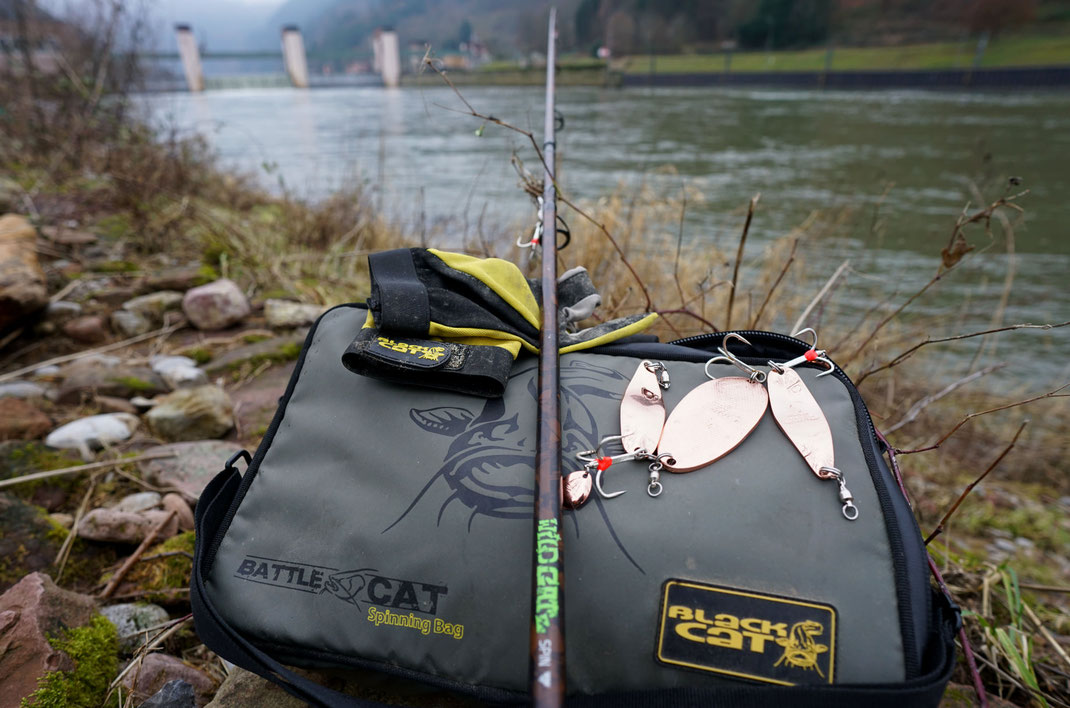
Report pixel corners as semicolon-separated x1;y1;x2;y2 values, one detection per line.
137;85;1070;388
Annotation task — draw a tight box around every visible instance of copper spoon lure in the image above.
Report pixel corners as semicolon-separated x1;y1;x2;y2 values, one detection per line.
562;360;670;508
766;345;859;520
658;334;770;475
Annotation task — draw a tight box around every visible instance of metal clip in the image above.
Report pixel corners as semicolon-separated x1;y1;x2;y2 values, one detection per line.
768;328;835;377
642;360;671;390
704;333;766;384
516;195;544;249
819;466;859;521
576;435;659;499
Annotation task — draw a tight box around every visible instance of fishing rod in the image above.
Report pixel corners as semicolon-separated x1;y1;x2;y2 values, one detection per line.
530;6;565;707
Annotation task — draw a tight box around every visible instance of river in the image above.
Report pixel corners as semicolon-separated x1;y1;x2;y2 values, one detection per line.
137;85;1070;388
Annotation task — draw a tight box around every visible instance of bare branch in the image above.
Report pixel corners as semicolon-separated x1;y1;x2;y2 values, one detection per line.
882;363;1006;434
725;193;759;330
749;238;798;330
856;321;1070;386
924;421;1027;545
791;260;850;335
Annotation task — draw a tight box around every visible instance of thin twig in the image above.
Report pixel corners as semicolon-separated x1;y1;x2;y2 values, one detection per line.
749;238;798;330
0;452;175;490
1022;603;1070;672
107;614;193;695
856;321;1070;386
883;363;1006;434
1019;583;1070;594
790;259;850;335
55;473;99;581
0;323;184;384
673;192;687;307
655;309;718;331
896;385;1066;455
725;193;759;331
924;421;1027;545
100;510;177;599
928;555;989;708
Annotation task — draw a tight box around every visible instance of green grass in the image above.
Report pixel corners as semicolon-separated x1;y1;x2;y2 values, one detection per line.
623;35;1070;74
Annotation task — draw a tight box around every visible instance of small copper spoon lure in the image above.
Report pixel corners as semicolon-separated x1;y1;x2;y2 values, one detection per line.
766;355;859;521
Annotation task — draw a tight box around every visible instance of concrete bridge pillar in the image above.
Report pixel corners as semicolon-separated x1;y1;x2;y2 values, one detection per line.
281;25;309;88
174;24;204;92
373;29;401;88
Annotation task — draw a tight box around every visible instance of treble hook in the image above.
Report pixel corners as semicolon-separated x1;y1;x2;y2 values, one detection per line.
775;327;836;377
704;333;766;383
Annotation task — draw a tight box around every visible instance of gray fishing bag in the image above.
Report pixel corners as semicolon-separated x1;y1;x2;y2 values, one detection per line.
191;303;958;706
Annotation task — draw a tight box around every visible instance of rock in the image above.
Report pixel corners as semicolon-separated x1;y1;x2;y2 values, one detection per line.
201;334;303;376
57;359;167;404
206;667;306;708
115;491;162;514
34;364;61;377
140;266;202;293
45;300;83;323
0;441;84;510
112;309;152;337
161;493;194;531
123;291;184;322
122;653;216;706
0;381;49;399
0;495;66;592
182;279;250;331
93;285;139;308
49;512;74;529
151;355;208;390
139;440;244;500
46;413;139;458
96;394;139;414
77;508;178;543
146;386;233;442
264;299;326;328
40;225;98;245
139;679;196;708
0;398;52;440
0;573;101;706
101;602;170;654
0;213;49;331
63;314;109;343
229;363;292;444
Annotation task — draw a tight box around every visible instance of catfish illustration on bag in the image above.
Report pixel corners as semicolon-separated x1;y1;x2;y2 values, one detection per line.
385;359;644;571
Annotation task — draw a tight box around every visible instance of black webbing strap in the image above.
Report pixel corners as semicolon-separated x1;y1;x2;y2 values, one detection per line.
193;461;957;708
367;249;429;335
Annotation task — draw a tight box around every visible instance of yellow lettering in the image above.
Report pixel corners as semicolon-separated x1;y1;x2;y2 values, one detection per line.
740;618;765;634
706;628;743;649
714;613;739;629
743;631;772;653
766;621;788;637
668;605;692;621
674;621;708;643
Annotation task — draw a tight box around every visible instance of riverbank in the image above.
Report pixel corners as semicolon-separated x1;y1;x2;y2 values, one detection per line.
3;69;1070;706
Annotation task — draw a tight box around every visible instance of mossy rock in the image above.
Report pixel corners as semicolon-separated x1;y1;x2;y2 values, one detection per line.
0;494;64;593
21;615;119;708
0;441;83;509
101;531;195;603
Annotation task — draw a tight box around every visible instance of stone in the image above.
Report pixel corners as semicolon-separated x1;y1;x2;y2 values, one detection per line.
45;300;83;322
0;214;49;331
201;334;304;375
151;355;208;390
95;395;139;414
139;440;244;500
0;573;100;707
230;363;292;444
34;364;61;377
121;653;216;706
0;495;66;592
146;386;233;442
264;299;326;328
45;413;140;458
0;381;49;399
123;291;184;322
49;512;74;529
182;279;250;331
140;266;202;293
0;398;52;440
139;679;196;708
62;315;109;343
40;225;98;245
115;491;162;514
93;285;139;308
161;493;194;531
57;359;167;404
111;308;152;337
206;668;306;708
101;602;170;654
77;508;178;544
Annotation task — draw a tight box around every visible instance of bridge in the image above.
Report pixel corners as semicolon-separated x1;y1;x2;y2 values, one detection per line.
149;25;408;92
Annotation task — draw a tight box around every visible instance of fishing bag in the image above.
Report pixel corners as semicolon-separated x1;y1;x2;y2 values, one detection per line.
191;303;958;707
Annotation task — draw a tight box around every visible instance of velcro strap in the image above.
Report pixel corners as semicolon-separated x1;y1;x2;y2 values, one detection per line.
368;249;429;335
